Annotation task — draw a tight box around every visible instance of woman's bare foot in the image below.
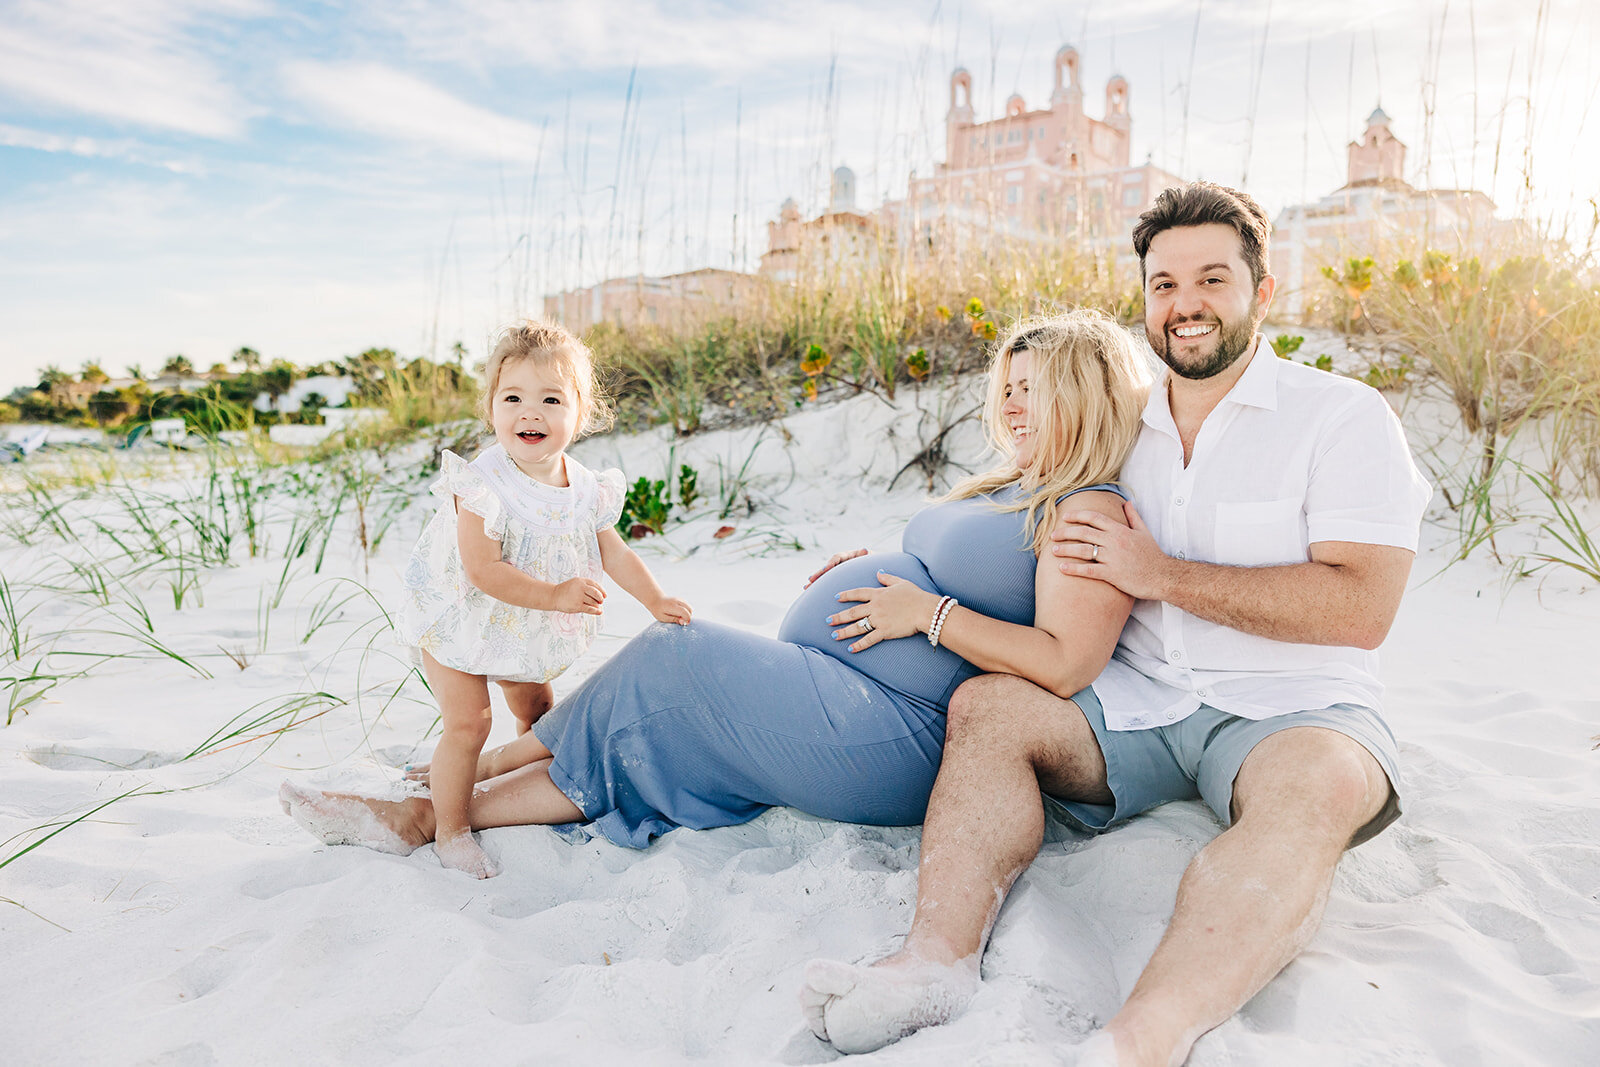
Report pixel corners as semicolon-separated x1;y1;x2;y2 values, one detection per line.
435;831;501;879
403;752;494;786
404;733;550;786
278;782;430;855
798;950;980;1054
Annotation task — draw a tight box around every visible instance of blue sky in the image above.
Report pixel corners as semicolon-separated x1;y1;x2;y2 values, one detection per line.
1;0;1595;392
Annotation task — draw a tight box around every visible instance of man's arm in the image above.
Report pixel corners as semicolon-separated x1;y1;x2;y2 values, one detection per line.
1052;501;1414;650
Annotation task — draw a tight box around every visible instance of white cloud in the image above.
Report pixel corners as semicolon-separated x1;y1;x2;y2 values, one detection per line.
0;123;200;172
281;61;549;163
0;0;264;138
357;0;929;82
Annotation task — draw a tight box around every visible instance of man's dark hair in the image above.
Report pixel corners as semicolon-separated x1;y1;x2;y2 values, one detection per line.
1131;182;1272;287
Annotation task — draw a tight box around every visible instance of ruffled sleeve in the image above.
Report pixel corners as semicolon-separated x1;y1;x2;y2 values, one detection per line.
594;468;626;531
434;450;512;541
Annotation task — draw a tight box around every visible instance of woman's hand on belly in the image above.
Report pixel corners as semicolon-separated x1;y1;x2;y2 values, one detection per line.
829;572;941;652
805;548;868;588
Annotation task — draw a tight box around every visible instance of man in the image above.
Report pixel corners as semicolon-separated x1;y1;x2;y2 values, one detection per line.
799;182;1432;1066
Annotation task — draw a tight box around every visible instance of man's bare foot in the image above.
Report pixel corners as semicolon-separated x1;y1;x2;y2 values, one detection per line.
1075;1032;1122;1066
435;831;501;879
278;782;428;855
799;951;979;1054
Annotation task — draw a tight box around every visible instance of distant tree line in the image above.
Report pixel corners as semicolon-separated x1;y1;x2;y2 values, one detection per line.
1;344;474;433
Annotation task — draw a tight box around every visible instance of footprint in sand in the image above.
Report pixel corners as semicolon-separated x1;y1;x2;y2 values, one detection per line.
26;744;180;771
150;931;272;1004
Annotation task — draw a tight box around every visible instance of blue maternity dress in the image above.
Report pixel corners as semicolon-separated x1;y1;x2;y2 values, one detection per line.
531;482;1121;847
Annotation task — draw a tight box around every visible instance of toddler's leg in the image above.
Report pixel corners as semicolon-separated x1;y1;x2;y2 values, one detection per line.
420;651;499;879
499;679;554;736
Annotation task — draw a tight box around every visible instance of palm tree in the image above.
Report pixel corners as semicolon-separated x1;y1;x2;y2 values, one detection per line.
260;359;298;412
80;361;110;385
161;354;195;377
233;346;262;372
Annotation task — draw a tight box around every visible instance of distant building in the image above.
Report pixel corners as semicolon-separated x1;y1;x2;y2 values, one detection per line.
551;45;1184;323
899;49;1183;252
758;170;884;283
1270;108;1504;317
254;374;360;414
758;47;1183;277
145;374;212;393
544;268;759;333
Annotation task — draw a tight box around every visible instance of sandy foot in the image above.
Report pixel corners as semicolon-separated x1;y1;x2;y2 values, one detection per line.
278;782;418;856
435;832;501;879
1074;1032;1121;1066
799;955;980;1054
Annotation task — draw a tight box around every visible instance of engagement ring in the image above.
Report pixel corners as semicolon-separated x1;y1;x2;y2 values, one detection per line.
860;617;874;633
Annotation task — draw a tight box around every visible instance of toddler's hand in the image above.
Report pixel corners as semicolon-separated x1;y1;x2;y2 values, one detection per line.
651;597;693;625
553;577;606;615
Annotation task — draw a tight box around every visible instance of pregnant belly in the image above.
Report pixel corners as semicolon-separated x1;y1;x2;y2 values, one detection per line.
776;551;979;709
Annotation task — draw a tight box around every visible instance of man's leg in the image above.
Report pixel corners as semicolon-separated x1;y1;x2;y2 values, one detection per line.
1099;726;1391;1067
800;673;1113;1053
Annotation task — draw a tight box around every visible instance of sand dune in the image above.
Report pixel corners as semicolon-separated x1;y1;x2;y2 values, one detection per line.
2;382;1597;1065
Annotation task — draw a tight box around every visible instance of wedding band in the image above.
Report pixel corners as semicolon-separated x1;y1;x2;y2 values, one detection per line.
860;617;874;633
1092;545;1100;561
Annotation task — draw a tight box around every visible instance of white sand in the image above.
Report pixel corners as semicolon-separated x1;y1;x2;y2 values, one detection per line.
2;372;1598;1065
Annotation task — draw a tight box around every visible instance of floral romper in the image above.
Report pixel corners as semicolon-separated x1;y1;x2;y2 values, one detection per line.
400;445;624;683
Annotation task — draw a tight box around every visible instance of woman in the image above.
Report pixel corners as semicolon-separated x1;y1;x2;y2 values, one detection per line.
281;309;1148;862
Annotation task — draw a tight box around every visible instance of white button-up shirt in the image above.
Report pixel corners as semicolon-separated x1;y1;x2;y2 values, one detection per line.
1093;340;1433;730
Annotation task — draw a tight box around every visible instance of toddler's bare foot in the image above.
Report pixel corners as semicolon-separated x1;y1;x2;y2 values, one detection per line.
278;782;427;855
799;950;979;1054
435;831;500;879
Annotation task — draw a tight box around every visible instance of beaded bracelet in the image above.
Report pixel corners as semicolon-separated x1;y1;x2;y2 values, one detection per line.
927;595;958;647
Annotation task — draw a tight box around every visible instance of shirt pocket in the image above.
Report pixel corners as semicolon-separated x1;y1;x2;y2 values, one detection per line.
1211;498;1306;566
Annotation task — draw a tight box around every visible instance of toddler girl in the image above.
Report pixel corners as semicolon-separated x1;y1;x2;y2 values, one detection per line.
397;319;691;878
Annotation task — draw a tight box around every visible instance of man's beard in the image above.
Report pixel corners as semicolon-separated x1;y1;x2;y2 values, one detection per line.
1147;301;1259;381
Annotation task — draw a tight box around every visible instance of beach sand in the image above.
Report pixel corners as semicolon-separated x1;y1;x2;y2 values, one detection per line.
2;375;1597;1065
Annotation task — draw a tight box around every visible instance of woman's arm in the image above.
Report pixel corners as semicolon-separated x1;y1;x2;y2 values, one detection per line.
597;527;692;624
457;506;605;615
829;491;1133;699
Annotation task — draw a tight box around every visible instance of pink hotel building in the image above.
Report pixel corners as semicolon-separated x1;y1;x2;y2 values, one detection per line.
898;47;1183;250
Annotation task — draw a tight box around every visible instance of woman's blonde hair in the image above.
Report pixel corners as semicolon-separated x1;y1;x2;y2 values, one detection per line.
945;308;1150;554
480;319;614;437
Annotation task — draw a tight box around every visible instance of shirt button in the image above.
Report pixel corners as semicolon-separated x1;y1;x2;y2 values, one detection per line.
1197;688;1210;699
1174;496;1186;506
1169;650;1182;661
1176;551;1187;560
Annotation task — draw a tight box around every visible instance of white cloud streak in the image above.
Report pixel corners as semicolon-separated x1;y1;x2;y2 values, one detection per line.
0;0;265;138
281;61;548;163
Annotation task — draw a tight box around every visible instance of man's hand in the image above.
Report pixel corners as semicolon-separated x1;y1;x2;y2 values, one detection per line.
805;548;868;588
552;577;606;615
1051;501;1173;600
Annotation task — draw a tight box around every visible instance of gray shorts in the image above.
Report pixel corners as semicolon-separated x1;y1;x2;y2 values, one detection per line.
1046;686;1402;847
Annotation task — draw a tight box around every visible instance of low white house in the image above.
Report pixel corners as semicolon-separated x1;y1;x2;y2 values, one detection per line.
253;375;361;414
